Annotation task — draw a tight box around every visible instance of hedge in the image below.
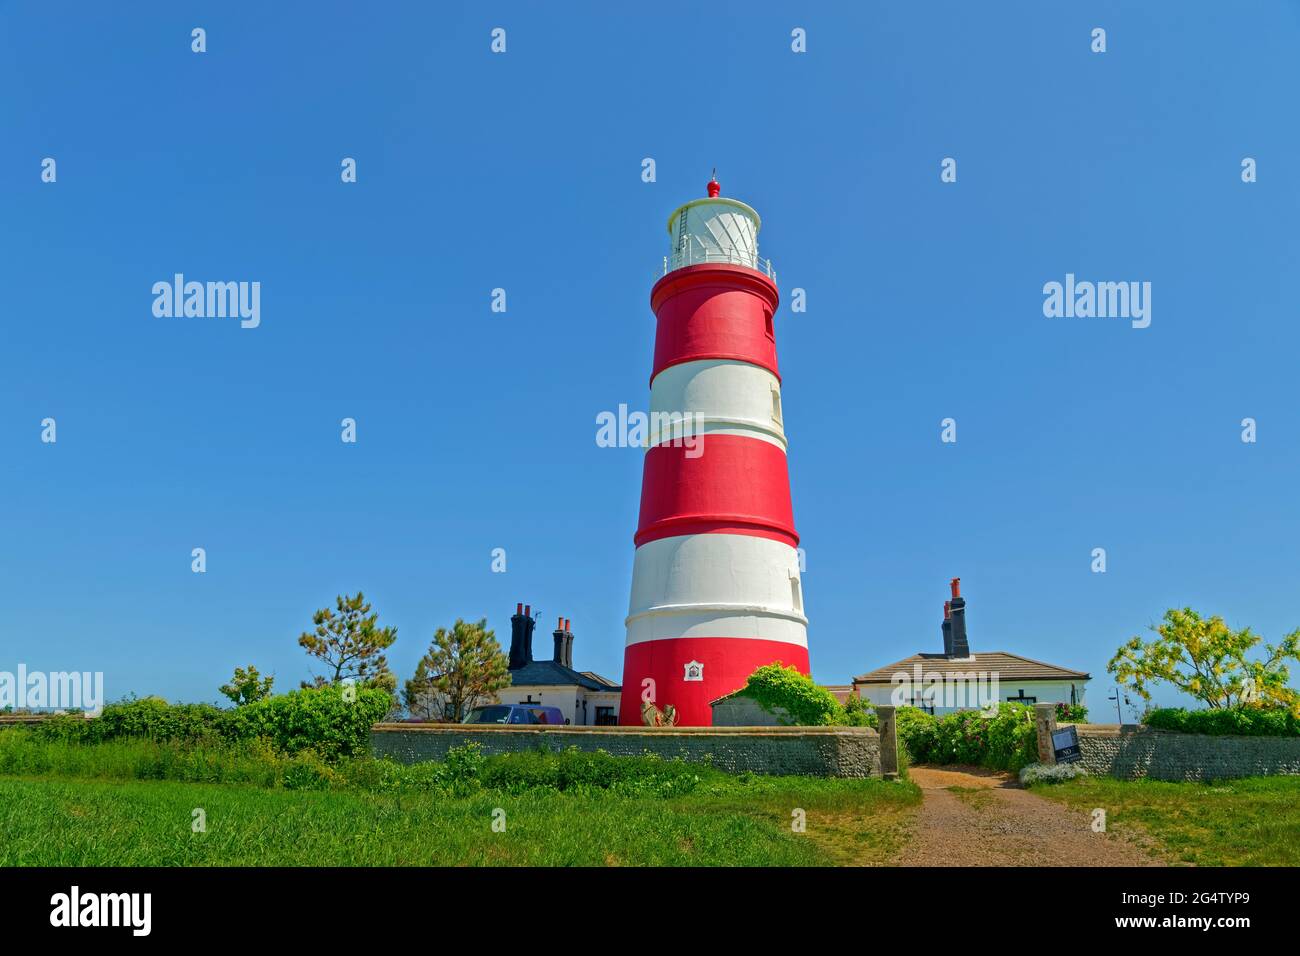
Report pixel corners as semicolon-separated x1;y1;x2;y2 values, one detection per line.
896;702;1038;772
32;686;392;761
1144;706;1300;738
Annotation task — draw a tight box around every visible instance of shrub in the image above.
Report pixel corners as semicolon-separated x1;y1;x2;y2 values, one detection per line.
737;664;845;725
222;686;392;760
841;694;879;728
1019;762;1088;785
1144;706;1300;737
894;703;1038;772
441;741;487;793
896;707;938;763
1055;702;1088;723
282;750;339;790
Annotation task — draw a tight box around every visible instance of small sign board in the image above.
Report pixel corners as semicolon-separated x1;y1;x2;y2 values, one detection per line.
1052;725;1082;764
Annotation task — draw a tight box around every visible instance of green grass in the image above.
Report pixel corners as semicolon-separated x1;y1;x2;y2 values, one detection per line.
946;785;995;809
0;730;920;866
1029;775;1300;866
0;775;918;866
0;729;291;787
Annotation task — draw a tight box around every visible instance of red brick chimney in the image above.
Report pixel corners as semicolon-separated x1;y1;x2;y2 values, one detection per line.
948;579;970;658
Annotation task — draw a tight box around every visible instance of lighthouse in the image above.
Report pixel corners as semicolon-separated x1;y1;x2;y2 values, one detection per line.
619;176;809;726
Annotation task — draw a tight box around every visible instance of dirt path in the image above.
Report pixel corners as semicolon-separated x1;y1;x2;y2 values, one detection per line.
891;766;1164;867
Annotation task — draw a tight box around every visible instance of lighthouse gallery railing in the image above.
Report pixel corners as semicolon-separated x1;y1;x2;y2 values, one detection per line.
660;237;777;283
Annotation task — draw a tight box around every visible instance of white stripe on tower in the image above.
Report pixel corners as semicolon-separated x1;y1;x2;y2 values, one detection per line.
648;359;786;451
626;534;807;647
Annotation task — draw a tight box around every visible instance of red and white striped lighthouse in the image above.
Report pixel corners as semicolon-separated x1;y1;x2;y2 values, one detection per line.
619;176;809;726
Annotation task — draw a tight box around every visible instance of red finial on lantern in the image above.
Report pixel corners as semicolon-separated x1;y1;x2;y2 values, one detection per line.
707;169;720;198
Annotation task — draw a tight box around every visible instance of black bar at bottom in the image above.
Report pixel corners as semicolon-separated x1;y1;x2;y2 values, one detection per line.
0;865;1282;940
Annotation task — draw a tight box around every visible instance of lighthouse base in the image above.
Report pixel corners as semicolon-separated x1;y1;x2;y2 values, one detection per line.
619;637;810;727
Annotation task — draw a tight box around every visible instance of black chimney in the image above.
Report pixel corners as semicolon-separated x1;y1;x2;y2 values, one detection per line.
509;603;536;670
553;616;566;665
948;578;970;658
942;600;953;656
563;618;574;669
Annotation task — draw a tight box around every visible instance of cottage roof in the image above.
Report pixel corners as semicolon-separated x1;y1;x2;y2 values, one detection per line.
508;659;620;692
853;651;1090;685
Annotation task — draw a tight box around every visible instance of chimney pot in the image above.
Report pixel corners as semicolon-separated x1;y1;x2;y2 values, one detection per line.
509;603;534;670
944;600;951;620
523;609;536;662
948;584;969;658
553;618;566;665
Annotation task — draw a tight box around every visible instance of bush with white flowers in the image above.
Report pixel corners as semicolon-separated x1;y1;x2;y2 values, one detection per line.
1019;761;1088;785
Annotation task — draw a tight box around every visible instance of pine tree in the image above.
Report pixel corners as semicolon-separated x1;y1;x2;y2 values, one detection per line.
298;591;397;692
404;618;511;722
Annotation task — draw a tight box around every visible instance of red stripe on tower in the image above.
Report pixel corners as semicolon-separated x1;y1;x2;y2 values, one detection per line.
635;435;797;548
620;175;809;726
650;264;781;383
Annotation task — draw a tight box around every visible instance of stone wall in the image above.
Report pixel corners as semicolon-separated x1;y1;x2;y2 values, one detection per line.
371;723;881;778
710;695;788;726
1073;724;1300;781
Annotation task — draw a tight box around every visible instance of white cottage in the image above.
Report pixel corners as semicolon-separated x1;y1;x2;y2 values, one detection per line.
851;579;1089;716
497;605;622;726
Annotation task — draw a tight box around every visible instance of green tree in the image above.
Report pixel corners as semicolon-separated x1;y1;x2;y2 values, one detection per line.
1109;607;1300;712
219;664;275;706
298;592;397;691
404;618;511;722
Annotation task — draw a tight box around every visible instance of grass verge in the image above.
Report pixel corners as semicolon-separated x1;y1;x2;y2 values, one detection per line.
1028;775;1300;866
0;730;920;866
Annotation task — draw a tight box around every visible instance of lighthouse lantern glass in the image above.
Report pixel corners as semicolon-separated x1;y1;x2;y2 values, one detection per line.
667;198;762;275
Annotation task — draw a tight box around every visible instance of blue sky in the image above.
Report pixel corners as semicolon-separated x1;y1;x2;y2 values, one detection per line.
2;2;1298;715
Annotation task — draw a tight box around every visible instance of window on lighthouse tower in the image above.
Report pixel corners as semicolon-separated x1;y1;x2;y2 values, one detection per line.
771;386;783;425
764;309;775;340
790;575;803;613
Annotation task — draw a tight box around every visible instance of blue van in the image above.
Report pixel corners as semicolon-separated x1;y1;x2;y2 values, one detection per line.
462;704;567;726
